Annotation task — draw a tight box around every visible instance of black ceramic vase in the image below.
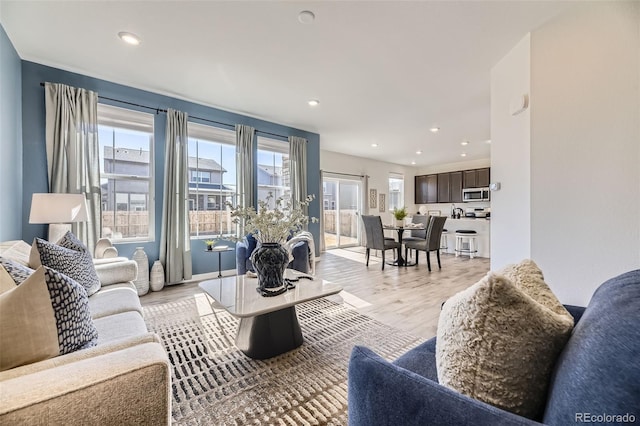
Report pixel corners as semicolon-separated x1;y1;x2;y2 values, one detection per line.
250;242;289;297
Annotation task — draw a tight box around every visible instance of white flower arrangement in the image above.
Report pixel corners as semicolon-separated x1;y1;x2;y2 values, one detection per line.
227;193;317;244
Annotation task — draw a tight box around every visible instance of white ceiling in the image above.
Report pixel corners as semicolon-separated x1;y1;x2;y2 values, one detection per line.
0;1;572;167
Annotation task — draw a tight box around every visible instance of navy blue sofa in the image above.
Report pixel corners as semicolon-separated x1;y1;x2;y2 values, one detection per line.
348;269;640;425
235;235;310;275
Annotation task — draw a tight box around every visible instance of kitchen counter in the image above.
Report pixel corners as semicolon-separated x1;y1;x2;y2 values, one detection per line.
441;217;490;258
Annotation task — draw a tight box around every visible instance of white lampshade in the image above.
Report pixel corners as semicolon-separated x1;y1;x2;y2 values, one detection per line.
29;193;88;224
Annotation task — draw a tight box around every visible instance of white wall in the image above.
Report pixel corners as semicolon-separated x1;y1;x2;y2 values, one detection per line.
529;2;639;305
416;158;490;176
490;34;531;269
320;150;417;224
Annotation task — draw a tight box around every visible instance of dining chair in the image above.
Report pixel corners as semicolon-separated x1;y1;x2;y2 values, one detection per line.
401;214;430;243
361;215;402;271
401;214;431;260
403;216;447;271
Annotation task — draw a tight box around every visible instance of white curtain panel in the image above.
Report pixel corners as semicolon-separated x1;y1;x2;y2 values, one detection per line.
361;175;369;247
160;109;192;283
319;170;325;253
44;82;101;252
288;136;308;215
235;124;255;237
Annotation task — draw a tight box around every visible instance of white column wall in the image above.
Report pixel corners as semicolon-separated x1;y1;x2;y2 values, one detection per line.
529;2;640;305
490;34;531;269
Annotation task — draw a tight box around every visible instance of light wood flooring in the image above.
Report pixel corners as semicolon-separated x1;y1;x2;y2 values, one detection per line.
141;248;490;339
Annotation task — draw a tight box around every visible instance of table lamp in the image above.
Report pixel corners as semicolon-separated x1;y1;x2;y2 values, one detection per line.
29;193;88;242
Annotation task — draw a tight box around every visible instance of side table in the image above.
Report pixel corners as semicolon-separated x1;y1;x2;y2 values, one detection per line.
206;246;234;277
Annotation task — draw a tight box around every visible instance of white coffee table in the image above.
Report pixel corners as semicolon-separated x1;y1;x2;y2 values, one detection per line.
199;270;342;359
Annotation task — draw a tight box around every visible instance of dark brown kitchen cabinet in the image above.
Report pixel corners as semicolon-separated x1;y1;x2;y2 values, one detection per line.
477;168;490;187
437;173;450;203
415;175;427;204
416;168;488;203
437;171;462;203
463;170;477;189
415;174;438;204
426;174;438;203
463;168;491;189
450;171;463;203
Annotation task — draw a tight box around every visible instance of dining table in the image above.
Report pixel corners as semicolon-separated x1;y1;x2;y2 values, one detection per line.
382;224;425;267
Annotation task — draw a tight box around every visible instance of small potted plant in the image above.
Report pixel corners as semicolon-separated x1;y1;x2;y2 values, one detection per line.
204;239;217;251
393;206;408;227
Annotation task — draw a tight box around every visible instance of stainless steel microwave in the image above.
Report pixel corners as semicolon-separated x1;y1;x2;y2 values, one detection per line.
462;187;490;202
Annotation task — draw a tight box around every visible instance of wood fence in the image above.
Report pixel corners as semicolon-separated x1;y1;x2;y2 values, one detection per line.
103;209;360;239
323;209;359;237
102;210;235;238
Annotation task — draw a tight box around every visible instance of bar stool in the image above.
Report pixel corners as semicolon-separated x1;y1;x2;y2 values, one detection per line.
440;229;449;252
455;230;477;259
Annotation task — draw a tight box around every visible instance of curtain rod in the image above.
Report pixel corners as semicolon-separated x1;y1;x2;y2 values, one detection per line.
39;82;293;140
322;170;368;178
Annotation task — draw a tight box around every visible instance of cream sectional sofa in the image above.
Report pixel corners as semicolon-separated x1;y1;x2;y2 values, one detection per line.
0;241;171;425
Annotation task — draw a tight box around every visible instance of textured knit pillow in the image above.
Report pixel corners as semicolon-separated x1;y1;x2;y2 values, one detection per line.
30;234;101;296
499;259;573;318
436;262;574;420
0;267;60;371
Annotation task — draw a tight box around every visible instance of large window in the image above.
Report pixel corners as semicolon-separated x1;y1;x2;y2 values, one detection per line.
388;173;405;211
98;104;154;242
188;122;236;238
257;136;290;208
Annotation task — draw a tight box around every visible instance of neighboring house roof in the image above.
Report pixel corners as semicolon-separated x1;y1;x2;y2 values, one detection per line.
188;156;226;173
103;146;226;173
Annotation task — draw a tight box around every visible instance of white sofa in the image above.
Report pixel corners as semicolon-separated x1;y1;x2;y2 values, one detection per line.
0;240;171;425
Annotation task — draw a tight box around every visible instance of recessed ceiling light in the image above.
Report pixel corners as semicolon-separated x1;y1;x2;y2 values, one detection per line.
460;153;467;157
486;139;492;144
416;150;423;155
308;99;320;107
298;10;315;24
429;126;440;133
461;140;469;146
371;143;378;148
411;161;416;165
118;31;141;46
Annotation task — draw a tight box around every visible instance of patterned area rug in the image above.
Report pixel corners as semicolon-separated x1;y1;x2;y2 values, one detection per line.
144;294;422;425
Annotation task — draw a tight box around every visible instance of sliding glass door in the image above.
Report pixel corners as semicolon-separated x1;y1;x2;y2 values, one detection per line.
323;177;361;249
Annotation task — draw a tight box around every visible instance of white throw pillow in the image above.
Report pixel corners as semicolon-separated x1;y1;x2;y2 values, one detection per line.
436;260;574;419
0;267;60;371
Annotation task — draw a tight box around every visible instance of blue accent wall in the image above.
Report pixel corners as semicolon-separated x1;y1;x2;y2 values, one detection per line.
0;24;22;241
20;61;320;275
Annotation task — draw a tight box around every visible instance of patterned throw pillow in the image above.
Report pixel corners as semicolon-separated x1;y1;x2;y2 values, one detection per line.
0;258;98;359
42;266;98;354
56;231;87;252
30;234;101;296
0;256;33;284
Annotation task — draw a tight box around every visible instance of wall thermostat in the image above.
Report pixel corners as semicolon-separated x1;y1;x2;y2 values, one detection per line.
489;182;501;191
